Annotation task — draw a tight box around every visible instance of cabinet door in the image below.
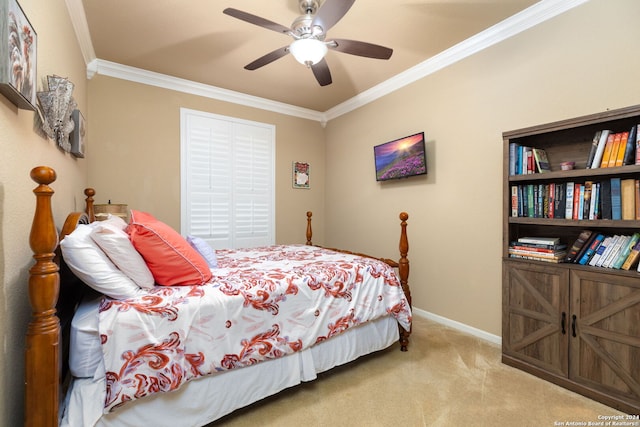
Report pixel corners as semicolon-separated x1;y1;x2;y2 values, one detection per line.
570;270;640;410
503;261;570;377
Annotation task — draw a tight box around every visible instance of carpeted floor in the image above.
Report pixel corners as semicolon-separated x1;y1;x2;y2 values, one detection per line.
210;316;625;426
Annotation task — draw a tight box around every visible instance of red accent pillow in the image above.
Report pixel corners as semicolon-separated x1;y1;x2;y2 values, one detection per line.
126;210;212;286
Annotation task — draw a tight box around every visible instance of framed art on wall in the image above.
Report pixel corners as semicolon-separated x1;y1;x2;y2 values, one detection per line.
70;109;85;158
293;161;310;189
0;0;36;110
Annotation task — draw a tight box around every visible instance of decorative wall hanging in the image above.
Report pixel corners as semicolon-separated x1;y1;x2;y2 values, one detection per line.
36;75;77;152
69;109;85;158
293;161;310;189
0;0;37;110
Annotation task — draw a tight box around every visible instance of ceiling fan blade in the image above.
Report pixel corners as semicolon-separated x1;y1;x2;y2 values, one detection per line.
223;8;291;35
328;38;393;60
244;46;290;70
311;0;355;33
311;59;332;86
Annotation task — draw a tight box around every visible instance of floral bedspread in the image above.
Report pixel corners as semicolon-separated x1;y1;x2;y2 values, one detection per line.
98;244;412;413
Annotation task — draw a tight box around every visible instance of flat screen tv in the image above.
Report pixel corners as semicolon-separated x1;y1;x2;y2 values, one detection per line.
374;132;427;181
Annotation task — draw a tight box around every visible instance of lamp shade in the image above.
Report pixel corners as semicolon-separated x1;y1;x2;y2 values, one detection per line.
289;38;327;66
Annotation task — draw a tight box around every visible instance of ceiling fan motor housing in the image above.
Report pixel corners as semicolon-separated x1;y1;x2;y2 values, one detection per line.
292;1;324;39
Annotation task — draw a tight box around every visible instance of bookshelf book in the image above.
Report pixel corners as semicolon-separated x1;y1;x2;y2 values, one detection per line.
502;104;640;414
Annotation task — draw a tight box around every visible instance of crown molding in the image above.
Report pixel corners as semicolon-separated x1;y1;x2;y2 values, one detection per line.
324;0;589;121
65;0;96;67
68;0;587;124
89;59;326;122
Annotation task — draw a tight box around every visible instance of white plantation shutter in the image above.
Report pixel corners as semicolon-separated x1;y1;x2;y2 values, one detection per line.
181;109;275;249
232;131;272;248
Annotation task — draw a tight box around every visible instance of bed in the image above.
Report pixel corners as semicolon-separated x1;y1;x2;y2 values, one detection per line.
25;166;412;427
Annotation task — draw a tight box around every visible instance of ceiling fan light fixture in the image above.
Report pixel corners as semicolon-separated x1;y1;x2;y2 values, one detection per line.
289;38;327;66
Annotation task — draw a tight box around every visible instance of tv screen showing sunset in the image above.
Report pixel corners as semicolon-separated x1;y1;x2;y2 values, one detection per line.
374;132;427;181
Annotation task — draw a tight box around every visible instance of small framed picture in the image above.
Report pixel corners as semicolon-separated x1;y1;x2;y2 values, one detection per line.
293;161;310;189
70;109;86;158
0;0;36;110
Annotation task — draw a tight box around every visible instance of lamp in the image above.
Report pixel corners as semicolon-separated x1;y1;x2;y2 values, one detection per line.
289;38;327;67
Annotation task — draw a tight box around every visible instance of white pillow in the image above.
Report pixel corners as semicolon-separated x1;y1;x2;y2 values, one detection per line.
60;223;146;300
100;214;128;231
90;221;155;289
186;235;218;268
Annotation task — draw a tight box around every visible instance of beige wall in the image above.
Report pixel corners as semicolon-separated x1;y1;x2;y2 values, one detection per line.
324;0;640;335
0;0;88;424
2;0;640;423
87;76;326;245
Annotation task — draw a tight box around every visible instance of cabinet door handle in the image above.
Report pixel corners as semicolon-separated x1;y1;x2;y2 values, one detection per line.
561;312;566;335
571;314;577;338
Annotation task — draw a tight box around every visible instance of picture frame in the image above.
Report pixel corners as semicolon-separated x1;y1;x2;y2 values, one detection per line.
293;161;310;189
69;109;85;158
0;0;36;110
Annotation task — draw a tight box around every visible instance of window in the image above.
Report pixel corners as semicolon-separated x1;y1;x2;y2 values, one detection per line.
180;108;275;249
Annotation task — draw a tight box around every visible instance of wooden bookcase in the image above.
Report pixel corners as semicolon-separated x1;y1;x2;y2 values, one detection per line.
501;105;640;414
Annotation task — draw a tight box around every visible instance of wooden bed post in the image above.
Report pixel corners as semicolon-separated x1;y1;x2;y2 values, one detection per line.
84;188;95;222
398;212;411;351
26;166;60;427
306;211;313;245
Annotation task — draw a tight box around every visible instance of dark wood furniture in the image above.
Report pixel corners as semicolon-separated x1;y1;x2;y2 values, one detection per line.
25;166;412;426
502;105;640;414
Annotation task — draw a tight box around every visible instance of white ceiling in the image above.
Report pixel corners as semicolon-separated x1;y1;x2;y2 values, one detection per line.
71;0;583;118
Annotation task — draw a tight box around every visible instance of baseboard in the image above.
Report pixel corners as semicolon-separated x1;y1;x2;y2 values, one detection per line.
412;307;502;346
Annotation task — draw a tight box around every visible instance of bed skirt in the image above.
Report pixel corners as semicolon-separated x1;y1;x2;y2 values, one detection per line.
61;315;400;427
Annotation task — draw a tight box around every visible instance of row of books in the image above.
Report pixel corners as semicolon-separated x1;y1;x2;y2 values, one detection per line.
509;233;640;270
565;230;640;271
510;178;640;220
508;145;551;175
508;124;640;176
508;237;567;263
586;126;640;169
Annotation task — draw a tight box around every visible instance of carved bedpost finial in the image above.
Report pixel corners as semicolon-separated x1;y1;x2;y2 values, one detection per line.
306;211;313;245
84;188;95;222
26;166;60;426
29;166;59;310
398;212;411;351
30;166;56;187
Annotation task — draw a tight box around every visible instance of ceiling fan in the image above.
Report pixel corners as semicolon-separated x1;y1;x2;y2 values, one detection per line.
223;0;393;87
